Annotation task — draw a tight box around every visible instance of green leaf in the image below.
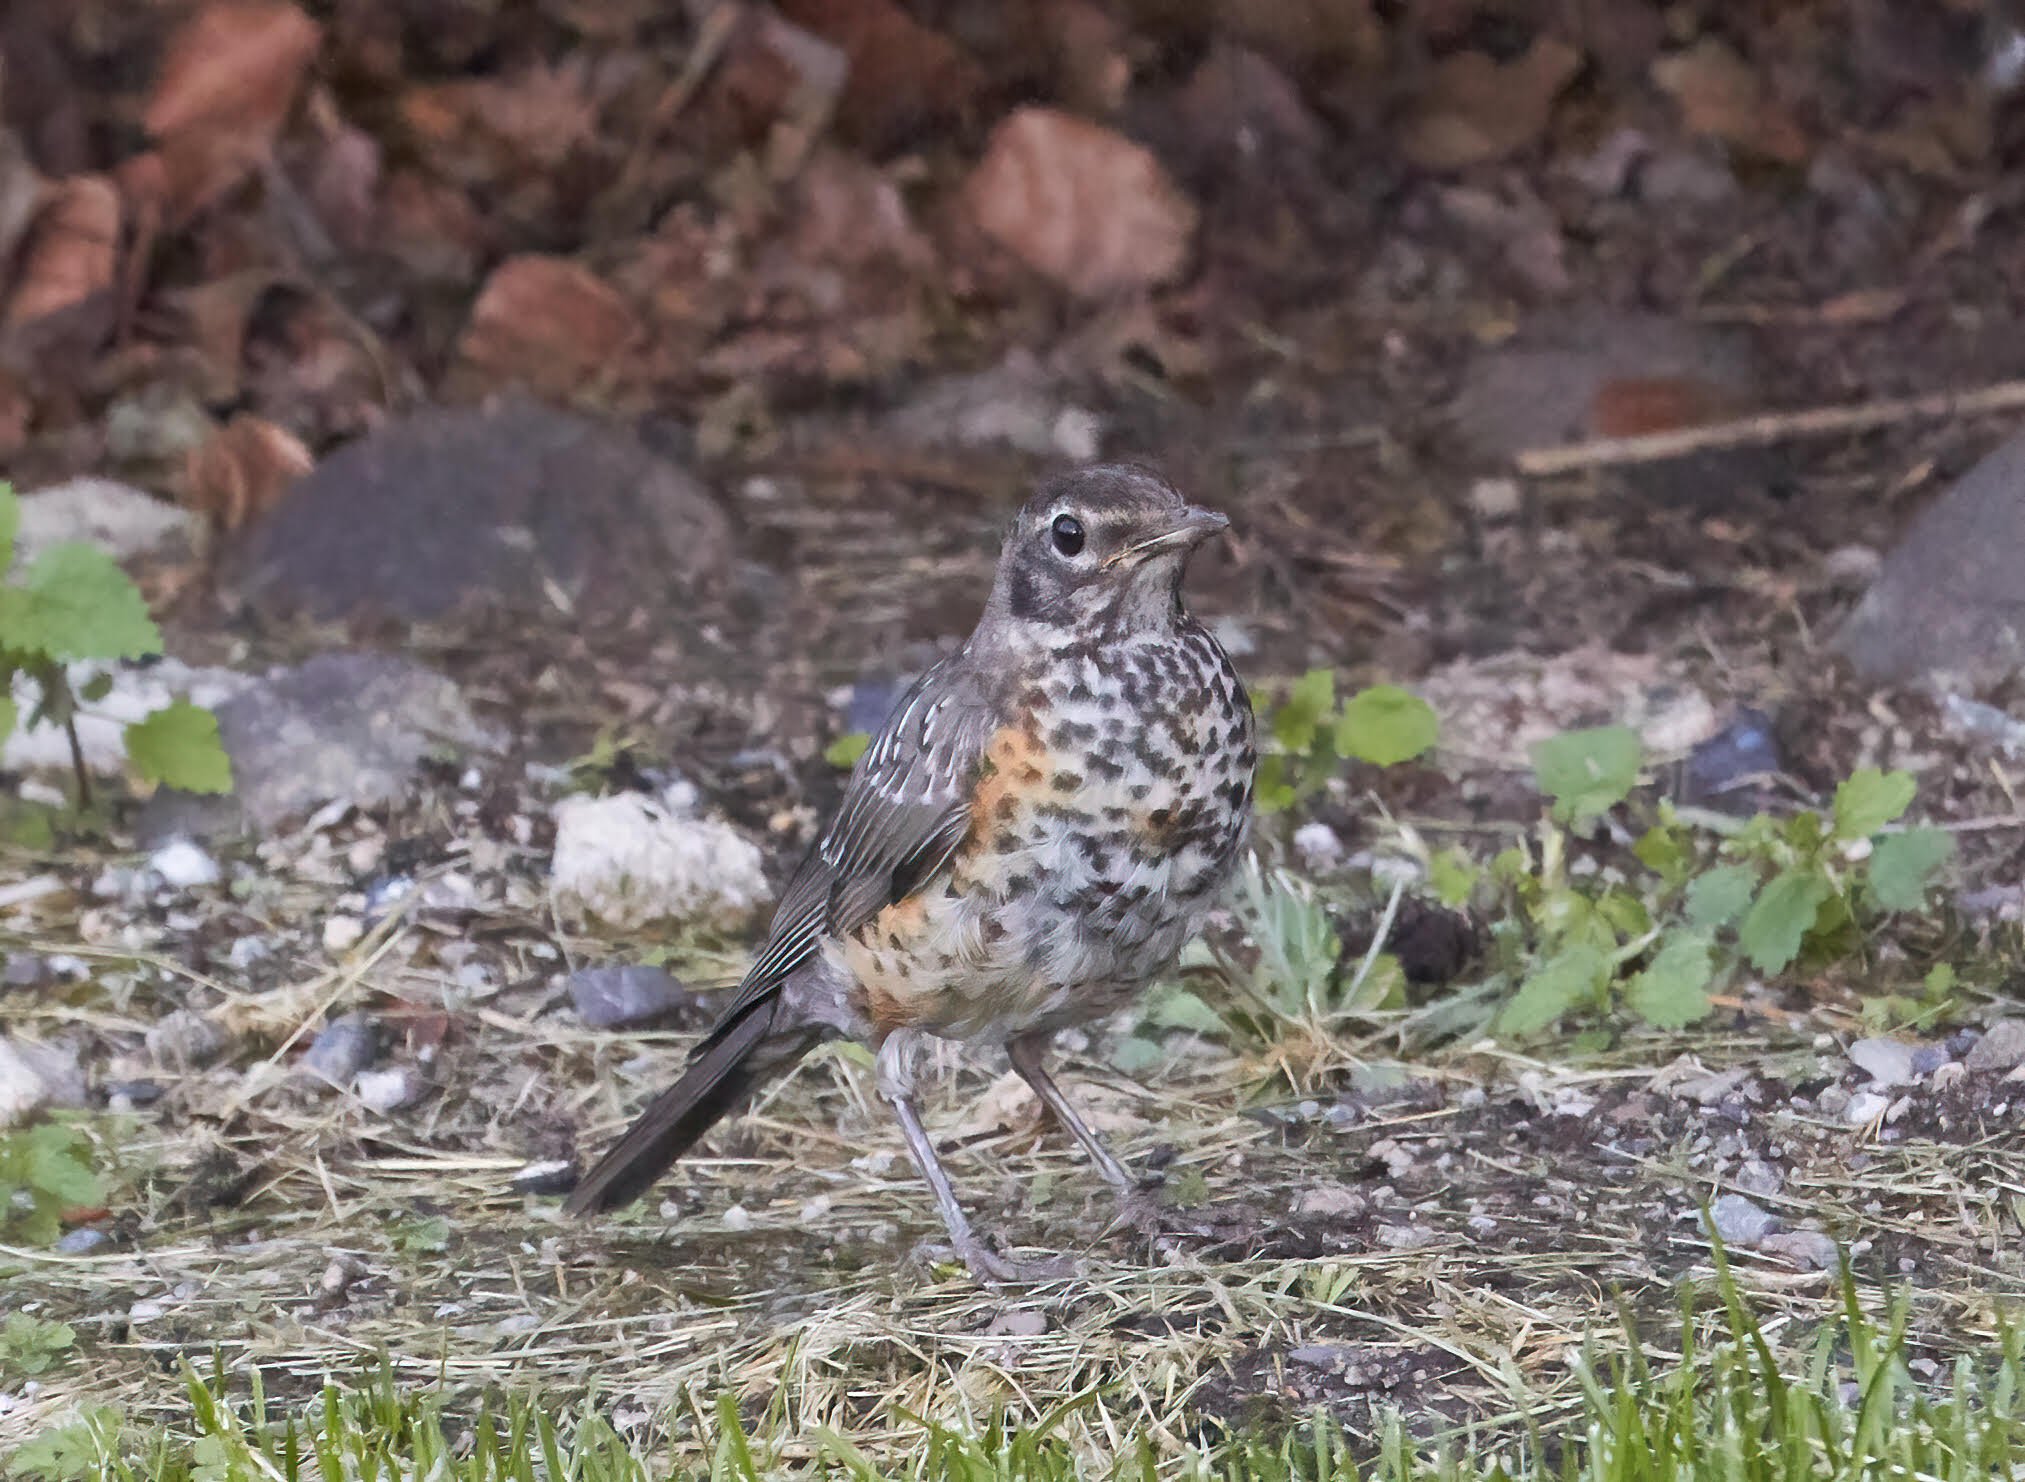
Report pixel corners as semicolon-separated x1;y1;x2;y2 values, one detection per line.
124;700;233;793
1109;1036;1165;1074
5;1407;120;1482
1333;684;1438;766
1866;828;1955;913
5;544;161;661
1271;668;1336;752
1497;944;1606;1036
1685;863;1759;929
1530;726;1642;825
1626;931;1716;1028
1428;848;1478;908
1738;868;1832;975
1832;768;1917;841
823;730;871;768
1;1313;76;1377
1253;754;1296;813
24;1128;104;1207
0;482;17;571
1925;962;1958;998
1144;987;1225;1036
1633;821;1691;887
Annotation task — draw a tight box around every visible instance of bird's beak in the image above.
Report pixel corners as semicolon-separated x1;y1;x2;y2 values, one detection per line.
1104;505;1231;568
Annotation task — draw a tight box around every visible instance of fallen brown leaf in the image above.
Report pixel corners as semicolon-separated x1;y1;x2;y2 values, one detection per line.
774;0;982;151
1399;38;1583;172
184;413;314;532
1588;375;1744;438
144;0;323;219
452;255;635;400
144;0;322;140
965;107;1198;299
4;174;121;328
1651;38;1810;164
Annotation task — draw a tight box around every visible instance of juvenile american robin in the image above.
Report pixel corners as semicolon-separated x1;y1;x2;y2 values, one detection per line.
565;465;1256;1281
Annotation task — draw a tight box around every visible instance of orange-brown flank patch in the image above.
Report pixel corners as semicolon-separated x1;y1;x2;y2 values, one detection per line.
965;722;1052;840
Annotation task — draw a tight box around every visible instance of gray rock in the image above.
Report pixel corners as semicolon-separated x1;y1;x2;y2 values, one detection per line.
1845;1089;1892;1125
0;1038;50;1127
220;400;733;624
1734;1158;1784;1198
3;951;46;988
354;1065;425;1113
1837;432;2025;687
138;653;497;842
13;477;197;566
145;1009;226;1070
511;1158;577;1196
1710;1192;1782;1247
302;1013;379;1088
568;965;694;1029
55;1228;111;1255
1758;1229;1839;1271
1847;1036;1919;1088
1967;1019;2025;1073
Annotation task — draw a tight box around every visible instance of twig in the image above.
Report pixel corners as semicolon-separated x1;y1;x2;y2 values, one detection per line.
1515;378;2025;477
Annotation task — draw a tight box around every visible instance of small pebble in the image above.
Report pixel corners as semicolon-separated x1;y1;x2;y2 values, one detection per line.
1376;1223;1440;1251
1710;1193;1781;1247
984;1309;1049;1338
569;965;691;1029
1844;1090;1891;1126
1758;1229;1839;1271
1469;477;1522;520
128;1299;167;1324
3;951;48;988
323;915;365;953
1292;822;1346;871
148;838;220;890
56;1227;110;1255
1967;1019;2025;1073
302;1013;379;1087
227;936;272;970
146;1008;226;1070
320;1255;364;1298
721;1204;754;1232
354;1065;424;1113
105;1080;164;1112
1847;1036;1918;1088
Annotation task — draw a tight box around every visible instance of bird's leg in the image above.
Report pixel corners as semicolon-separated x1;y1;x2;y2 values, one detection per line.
877;1032;1071;1284
1007;1033;1166;1239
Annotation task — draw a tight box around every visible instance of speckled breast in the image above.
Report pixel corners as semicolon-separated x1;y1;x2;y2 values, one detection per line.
836;624;1255;1042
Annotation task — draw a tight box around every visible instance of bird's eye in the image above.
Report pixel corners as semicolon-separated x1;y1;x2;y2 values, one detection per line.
1050;514;1085;557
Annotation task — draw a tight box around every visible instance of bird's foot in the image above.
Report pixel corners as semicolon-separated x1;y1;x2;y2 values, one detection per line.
920;1238;1078;1286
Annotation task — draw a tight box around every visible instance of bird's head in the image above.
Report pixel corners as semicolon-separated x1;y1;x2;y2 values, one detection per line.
982;465;1229;643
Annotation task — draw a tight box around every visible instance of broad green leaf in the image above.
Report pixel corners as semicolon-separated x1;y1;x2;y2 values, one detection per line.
1925;962;1958;997
1832;768;1917;841
1738;868;1832;975
0;482;16;571
125;700;233;794
1626;931;1716;1028
1530;725;1642;824
823;730;870;768
1271;668;1336;751
23;1131;103;1207
1497;944;1606;1036
1633;821;1691;887
1866;828;1955;913
1684;863;1759;929
1334;684;1438;766
5;544;161;660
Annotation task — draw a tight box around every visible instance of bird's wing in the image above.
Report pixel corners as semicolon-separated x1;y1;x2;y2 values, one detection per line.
696;657;1001;1044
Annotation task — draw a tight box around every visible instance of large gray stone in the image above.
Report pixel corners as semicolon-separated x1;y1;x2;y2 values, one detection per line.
220;400;733;623
1836;432;2025;688
137;653;497;841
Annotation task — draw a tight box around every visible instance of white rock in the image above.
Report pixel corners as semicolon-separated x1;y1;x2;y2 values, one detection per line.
148;839;220;890
4;658;247;777
323;915;365;953
1710;1193;1780;1247
721;1204;754;1232
1845;1089;1891;1126
1469;477;1523;519
1292;822;1346;871
1847;1036;1918;1088
551;790;769;930
0;1038;50;1127
13;477;197;566
354;1066;424;1113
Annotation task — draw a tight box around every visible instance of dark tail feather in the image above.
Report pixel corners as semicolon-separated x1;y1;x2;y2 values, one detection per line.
564;1006;809;1215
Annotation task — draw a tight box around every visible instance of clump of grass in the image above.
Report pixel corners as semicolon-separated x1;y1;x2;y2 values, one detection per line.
14;1253;2024;1482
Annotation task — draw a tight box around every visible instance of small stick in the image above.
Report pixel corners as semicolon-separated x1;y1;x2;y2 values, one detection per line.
1515;378;2025;477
